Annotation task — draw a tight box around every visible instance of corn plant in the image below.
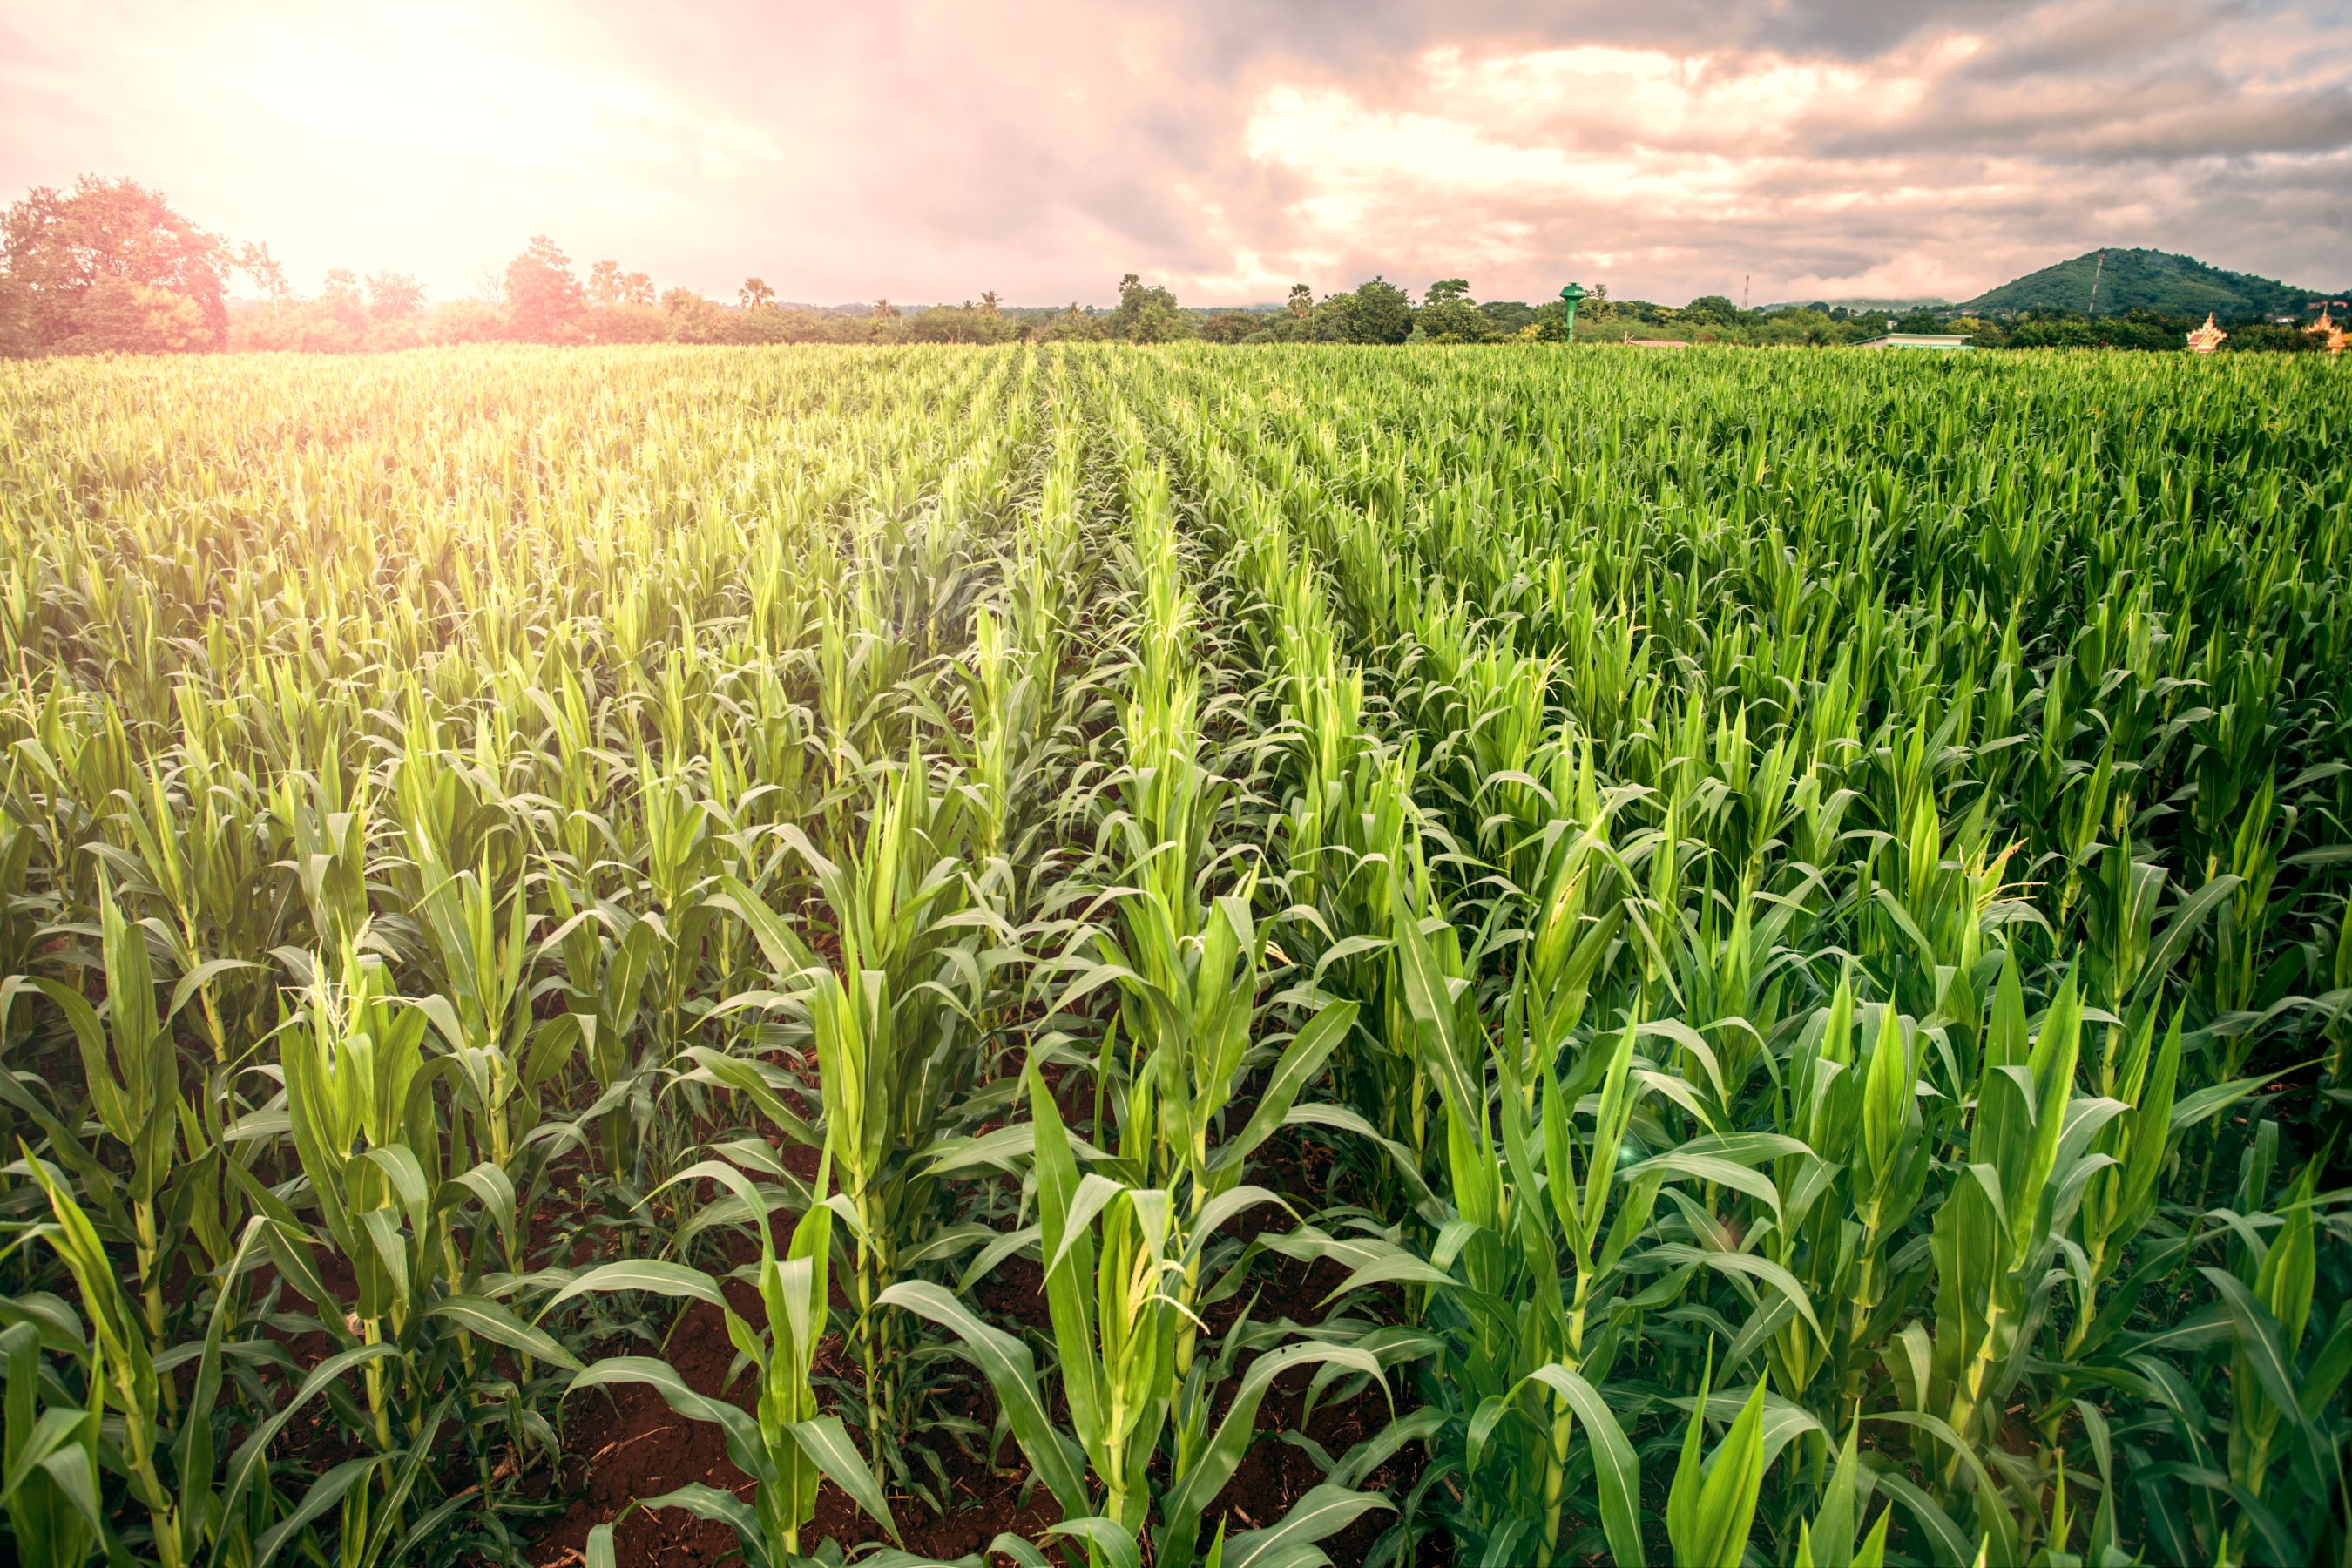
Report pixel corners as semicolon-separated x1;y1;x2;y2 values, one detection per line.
886;1055;1392;1567
714;750;990;1472
564;1151;898;1566
1666;1348;1771;1568
28;887;186;1375
0;1307;105;1568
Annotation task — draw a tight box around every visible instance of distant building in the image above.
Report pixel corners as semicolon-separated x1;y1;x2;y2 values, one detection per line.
1624;338;1691;348
1855;334;1973;350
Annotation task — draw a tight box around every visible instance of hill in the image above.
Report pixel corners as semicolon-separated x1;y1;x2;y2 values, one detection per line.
1966;247;2337;318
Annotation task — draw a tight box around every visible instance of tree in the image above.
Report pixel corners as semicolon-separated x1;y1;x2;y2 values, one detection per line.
872;298;900;319
366;272;425;321
1945;314;2004;348
1477;300;1537;336
621;271;654;307
54;276;207;353
1416;279;1491;342
1343;276;1413;343
241;241;291;303
1303;292;1356;341
1198;310;1261;345
0;273;29;355
904;305;1023;345
316;267;368;344
2;175;232;351
2222;321;2321;353
1287;282;1314;317
586;260;623;307
740;277;774;310
583;303;672;345
1032;303;1102;343
1522;300;1572;341
979;290;1001;316
425;299;509;344
503;235;583;340
1104;273;1194;342
666;287;727;342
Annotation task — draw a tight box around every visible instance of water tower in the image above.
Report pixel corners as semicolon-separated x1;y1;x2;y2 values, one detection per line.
1558;282;1591;344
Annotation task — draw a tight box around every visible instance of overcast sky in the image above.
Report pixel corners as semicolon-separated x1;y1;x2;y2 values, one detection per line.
5;0;2349;308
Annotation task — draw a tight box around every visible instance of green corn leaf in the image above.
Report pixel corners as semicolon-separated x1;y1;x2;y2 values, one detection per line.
1643;1243;1824;1342
1185;1184;1293;1258
1215;998;1357;1170
2133;873;2241;1004
1045;1516;1142;1568
217;1340;406;1530
2203;1265;2326;1489
427;1294;583;1372
1871;1468;1971;1563
1045;1172;1127;1279
2297;1303;2352;1421
786;1414;899;1541
252;1453;388;1568
1525;1363;1646;1568
544;1259;729;1315
1853;1507;1892;1568
564;1357;771;1489
1220;1484;1392;1568
1805;1419;1862;1568
1160;1342;1384;1560
1667;1345;1767;1568
628;1482;766;1549
1695;1381;1767;1567
1025;1058;1108;1466
875;1279;1091;1516
982;1535;1055;1568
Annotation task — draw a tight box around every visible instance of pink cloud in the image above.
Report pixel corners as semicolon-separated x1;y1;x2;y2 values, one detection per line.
3;0;2345;308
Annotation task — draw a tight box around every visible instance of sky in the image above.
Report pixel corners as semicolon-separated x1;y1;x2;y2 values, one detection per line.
4;0;2349;308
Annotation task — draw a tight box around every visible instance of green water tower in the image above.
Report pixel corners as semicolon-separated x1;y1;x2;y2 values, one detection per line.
1558;281;1591;343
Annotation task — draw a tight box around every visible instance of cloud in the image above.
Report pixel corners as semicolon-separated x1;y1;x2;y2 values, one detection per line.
2;0;2345;307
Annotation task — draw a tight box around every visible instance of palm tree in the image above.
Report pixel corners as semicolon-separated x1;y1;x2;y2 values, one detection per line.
980;290;1001;316
872;298;900;320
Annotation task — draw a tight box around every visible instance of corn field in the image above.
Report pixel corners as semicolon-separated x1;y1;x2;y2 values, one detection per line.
0;341;2346;1568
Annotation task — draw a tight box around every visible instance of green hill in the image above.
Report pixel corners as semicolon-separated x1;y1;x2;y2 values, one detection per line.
1966;248;2337;318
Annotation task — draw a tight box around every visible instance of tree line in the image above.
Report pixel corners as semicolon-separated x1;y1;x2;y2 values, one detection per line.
3;177;2335;356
